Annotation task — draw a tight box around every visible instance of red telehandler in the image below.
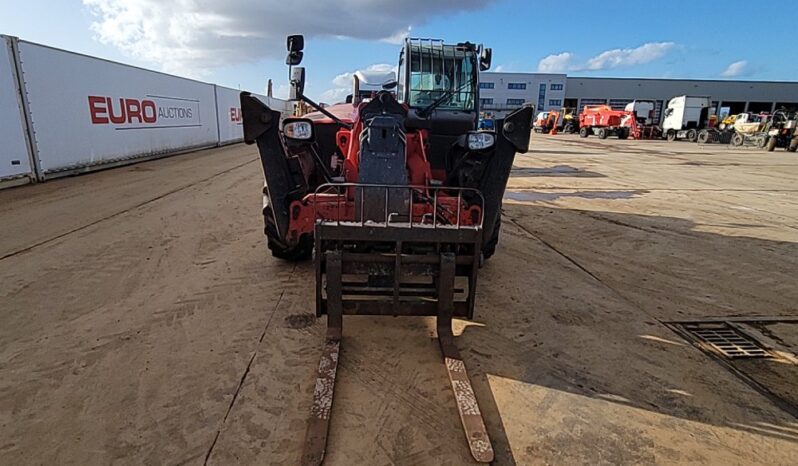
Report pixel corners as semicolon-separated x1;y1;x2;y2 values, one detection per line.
241;35;533;465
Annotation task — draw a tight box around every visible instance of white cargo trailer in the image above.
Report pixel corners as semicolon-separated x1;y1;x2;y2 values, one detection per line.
662;95;712;142
0;35;292;189
15;40;221;178
0;36;34;187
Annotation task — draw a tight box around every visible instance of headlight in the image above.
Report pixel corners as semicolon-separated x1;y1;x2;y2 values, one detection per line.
467;132;495;151
283;119;314;140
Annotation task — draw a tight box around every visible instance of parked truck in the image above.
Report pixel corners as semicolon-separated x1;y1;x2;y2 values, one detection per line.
662;95;712;142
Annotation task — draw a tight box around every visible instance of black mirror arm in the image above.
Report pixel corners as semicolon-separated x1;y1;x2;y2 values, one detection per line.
298;92;353;129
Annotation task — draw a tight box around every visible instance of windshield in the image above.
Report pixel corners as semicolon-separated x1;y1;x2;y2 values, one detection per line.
407;42;476;112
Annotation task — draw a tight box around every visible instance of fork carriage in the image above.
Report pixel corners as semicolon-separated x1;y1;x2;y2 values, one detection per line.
304;183;493;465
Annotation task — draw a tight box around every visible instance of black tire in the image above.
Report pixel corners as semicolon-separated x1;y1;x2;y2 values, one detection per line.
789;138;798;152
666;130;676;142
766;136;777;152
481;213;502;261
579;126;589;138
697;130;709;144
617;128;629;140
731;133;744;147
597;128;608;139
263;206;313;261
686;129;697;142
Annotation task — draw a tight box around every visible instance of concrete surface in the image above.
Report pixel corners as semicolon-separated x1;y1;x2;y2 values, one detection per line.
1;136;796;465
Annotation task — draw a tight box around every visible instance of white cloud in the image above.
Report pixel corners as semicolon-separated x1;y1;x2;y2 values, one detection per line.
381;26;412;45
321;63;397;104
537;52;575;73
319;87;350;103
82;0;495;76
721;60;748;78
536;42;675;74
583;42;675;70
331;63;395;88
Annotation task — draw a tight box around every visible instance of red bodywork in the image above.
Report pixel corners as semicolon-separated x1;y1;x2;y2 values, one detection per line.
283;102;481;245
579;105;626;128
622;112;662;140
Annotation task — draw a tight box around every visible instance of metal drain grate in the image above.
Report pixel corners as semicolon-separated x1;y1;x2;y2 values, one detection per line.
683;323;771;359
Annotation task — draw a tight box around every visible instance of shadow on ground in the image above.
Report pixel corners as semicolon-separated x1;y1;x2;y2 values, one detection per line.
509;164;606;178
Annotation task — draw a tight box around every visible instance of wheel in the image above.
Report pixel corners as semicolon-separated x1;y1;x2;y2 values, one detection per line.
579;126;589;138
263;206;313;261
618;128;629;140
686;129;697;142
766;136;777;152
481;213;502;261
731;133;744;147
597;128;608;139
697;130;709;144
666;130;676;142
789;138;798;152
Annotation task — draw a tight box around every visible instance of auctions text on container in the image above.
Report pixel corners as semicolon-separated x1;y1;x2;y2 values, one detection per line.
88;95;202;129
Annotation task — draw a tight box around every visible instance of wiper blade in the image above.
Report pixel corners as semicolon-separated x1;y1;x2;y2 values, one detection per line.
418;80;471;118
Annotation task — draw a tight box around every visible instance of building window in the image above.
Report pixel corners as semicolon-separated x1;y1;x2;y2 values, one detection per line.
537;83;546;111
506;98;525;106
507;83;526;90
548;99;562;107
480;98;494;105
479;82;494;89
550;83;564;91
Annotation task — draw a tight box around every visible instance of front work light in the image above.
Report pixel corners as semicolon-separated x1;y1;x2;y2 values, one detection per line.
467;131;496;151
283;119;314;140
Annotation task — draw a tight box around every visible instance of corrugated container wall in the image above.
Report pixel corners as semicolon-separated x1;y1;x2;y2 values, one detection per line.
0;36;33;184
0;36;289;188
16;40;221;177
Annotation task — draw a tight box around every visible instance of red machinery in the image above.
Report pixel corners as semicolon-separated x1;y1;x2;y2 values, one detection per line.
622;113;662;139
621;100;661;140
578;105;629;139
242;35;533;464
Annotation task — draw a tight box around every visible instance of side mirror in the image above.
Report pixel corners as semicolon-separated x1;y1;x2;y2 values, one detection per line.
287;35;304;52
480;48;492;71
286;35;305;66
289;66;305;101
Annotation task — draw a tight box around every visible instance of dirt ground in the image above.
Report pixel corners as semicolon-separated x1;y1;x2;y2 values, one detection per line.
1;136;797;465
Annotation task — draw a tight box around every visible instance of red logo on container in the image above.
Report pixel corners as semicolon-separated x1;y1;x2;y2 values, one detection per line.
89;96;158;124
230;107;242;123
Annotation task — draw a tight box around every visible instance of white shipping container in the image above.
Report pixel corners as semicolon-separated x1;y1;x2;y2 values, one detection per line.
0;36;32;183
215;85;246;145
215;86;293;145
16;40;220;177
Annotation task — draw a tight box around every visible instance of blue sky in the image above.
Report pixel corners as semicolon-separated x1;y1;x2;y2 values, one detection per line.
1;0;795;102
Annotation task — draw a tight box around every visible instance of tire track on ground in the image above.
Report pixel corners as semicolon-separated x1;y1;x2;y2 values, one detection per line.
0;158;257;262
203;265;298;466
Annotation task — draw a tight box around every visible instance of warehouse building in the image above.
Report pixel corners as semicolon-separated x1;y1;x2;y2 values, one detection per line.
479;72;798;121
